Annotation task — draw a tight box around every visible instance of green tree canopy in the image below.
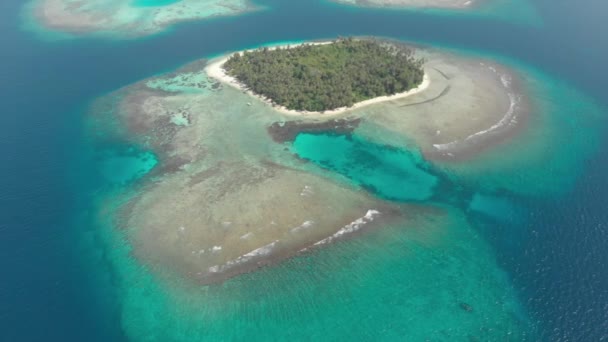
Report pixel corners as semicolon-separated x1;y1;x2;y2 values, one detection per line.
223;38;424;112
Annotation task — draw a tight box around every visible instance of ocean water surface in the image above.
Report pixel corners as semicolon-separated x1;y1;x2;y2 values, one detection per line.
1;0;608;341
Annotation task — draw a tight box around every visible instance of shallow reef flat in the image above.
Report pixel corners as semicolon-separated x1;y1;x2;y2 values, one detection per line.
100;206;534;340
24;0;257;38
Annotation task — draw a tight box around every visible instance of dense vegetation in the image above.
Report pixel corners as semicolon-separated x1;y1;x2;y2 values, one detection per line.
223;38;424;112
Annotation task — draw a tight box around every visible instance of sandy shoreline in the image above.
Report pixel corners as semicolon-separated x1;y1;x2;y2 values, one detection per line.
205;42;431;117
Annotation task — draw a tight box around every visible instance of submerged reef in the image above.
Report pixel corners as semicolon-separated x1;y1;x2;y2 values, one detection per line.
24;0;258;38
327;0;541;26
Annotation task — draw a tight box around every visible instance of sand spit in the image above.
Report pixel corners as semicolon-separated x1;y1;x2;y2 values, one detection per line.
27;0;257;38
96;43;529;284
333;0;477;10
205;42;431;118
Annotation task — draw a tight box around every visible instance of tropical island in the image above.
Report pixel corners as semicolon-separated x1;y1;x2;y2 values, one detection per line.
333;0;476;9
222;38;425;112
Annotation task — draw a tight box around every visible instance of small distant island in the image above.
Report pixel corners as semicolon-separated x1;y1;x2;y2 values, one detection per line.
222;38;425;112
332;0;475;10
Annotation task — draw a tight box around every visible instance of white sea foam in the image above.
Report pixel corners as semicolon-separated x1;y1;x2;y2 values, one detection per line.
433;68;520;152
300;185;314;197
240;232;254;240
207;240;279;274
433;140;461;151
500;74;512;88
312;210;380;247
463;92;519;142
290;220;315;233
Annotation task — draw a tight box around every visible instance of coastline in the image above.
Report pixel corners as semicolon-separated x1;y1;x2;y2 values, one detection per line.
204;42;431;117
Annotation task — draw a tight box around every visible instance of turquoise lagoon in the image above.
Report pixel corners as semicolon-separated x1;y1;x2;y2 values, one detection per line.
292;133;438;201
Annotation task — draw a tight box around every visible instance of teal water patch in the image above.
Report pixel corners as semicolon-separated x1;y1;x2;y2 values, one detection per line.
131;0;181;7
292;133;438;201
468;192;522;223
98;148;157;185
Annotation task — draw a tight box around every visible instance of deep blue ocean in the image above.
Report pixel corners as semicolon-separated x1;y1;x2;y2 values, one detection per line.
1;0;607;340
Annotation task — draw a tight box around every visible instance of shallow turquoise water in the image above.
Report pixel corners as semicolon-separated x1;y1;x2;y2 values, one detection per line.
98;148;157;185
468;193;521;222
293;133;438;201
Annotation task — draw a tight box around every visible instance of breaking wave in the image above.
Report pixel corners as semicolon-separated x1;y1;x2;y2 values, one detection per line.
433;66;521;152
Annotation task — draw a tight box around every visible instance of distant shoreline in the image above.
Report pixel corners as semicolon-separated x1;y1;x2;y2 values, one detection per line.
205;42;430;117
331;0;477;10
